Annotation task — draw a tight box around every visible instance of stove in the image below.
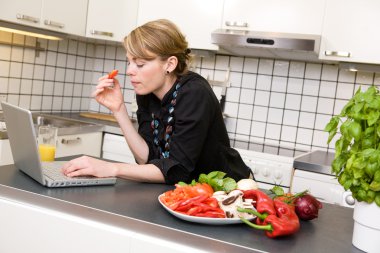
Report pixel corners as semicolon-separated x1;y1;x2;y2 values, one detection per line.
236;148;294;192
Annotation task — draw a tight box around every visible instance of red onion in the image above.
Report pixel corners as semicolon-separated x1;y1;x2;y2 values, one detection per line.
294;194;323;220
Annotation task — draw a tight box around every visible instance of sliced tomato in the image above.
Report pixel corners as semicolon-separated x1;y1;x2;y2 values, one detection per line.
108;69;118;79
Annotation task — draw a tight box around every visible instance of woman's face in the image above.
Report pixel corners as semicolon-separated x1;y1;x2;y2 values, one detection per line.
126;53;170;99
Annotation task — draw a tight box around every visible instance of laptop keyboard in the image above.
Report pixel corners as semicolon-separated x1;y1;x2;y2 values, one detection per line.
42;162;94;181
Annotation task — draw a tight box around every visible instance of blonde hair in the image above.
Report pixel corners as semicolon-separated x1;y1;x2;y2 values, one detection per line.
124;19;192;76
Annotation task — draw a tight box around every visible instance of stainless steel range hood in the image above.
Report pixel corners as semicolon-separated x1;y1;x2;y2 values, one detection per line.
211;29;321;62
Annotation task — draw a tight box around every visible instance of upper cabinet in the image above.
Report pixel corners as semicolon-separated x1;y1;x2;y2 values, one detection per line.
137;0;224;50
0;0;88;36
42;0;87;36
319;0;380;64
0;0;42;29
222;0;326;35
86;0;139;42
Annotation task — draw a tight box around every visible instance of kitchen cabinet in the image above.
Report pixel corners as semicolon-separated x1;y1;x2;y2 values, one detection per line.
137;0;224;50
0;0;42;29
222;0;326;35
102;133;136;164
0;0;88;36
40;0;88;36
0;139;13;166
0;132;102;166
86;0;139;42
319;0;380;64
55;132;102;158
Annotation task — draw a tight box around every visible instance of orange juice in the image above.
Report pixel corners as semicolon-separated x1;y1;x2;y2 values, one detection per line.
39;144;56;161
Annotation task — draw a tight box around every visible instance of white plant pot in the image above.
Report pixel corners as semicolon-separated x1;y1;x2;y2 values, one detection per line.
352;201;380;252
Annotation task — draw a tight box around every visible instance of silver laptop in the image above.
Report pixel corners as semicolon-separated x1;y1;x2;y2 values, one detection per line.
1;102;116;187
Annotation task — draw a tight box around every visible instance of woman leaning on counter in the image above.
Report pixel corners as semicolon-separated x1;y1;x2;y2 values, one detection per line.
62;19;251;184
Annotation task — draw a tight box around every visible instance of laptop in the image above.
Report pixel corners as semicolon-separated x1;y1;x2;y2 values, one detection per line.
1;102;116;187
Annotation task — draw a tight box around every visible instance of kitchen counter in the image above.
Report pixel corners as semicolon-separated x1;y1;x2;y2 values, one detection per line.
294;150;335;175
41;112;125;135
40;112;139;135
0;161;363;253
0;111;138;139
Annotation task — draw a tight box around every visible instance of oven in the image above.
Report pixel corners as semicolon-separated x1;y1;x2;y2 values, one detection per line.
236;148;294;192
291;150;355;208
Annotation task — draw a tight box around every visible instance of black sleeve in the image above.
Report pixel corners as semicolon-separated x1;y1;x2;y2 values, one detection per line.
149;84;216;184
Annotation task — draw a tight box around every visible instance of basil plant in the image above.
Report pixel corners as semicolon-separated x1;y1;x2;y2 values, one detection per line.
325;86;380;207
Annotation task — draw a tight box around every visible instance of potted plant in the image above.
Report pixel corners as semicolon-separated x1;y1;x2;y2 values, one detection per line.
325;85;380;252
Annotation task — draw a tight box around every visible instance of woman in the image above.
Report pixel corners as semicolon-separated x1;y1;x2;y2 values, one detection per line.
62;19;251;184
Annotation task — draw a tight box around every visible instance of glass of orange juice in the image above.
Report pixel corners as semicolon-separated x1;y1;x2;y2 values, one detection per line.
37;125;58;162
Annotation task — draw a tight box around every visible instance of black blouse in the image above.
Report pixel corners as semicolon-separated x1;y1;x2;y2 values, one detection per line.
136;71;250;184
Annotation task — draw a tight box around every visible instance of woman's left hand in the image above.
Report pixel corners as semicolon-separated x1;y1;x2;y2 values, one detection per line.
61;156;118;178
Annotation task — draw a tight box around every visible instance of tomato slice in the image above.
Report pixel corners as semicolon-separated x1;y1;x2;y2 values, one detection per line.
108;69;118;79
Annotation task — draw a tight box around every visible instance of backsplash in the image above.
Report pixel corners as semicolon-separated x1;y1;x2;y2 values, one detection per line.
1;31;380;157
200;56;380;156
0;31;95;112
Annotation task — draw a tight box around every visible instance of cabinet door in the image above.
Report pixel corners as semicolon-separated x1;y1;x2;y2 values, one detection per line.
137;0;223;50
223;0;325;34
55;132;102;158
86;0;139;42
42;0;88;36
0;0;42;28
319;0;380;64
0;139;13;166
102;133;136;164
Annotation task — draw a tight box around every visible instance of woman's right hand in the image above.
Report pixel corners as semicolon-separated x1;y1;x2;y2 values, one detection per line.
62;155;118;178
92;75;125;113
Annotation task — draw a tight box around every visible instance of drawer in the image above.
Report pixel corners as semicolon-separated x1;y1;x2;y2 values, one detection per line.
56;132;102;158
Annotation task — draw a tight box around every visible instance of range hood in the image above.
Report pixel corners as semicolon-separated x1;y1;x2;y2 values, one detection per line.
211;29;321;62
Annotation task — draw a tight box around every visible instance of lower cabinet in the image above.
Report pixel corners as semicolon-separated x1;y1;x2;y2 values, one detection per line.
55;132;102;158
0;132;102;166
0;139;14;166
0;196;207;253
102;133;136;164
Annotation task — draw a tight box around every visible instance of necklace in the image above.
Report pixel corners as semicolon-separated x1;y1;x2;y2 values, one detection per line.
151;82;181;159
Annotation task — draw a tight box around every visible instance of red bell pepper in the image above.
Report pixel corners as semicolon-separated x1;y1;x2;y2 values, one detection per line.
175;195;209;212
242;189;276;224
238;194;300;238
194;210;225;218
108;69;118;79
175;196;226;218
161;184;224;218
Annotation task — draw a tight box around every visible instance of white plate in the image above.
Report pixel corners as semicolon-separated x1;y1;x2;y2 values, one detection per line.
158;195;256;225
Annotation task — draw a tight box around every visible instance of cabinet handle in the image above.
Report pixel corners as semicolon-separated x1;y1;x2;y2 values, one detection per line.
90;29;113;37
325;50;351;58
16;14;39;23
225;21;248;28
61;137;81;145
44;20;64;29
